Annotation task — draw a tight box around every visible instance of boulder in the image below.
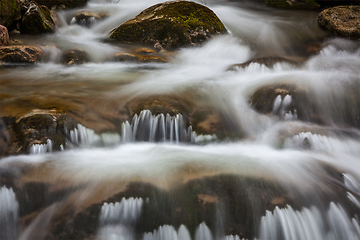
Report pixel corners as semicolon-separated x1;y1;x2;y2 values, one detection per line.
30;0;88;9
62;49;90;65
110;1;227;49
266;0;320;10
20;2;56;35
0;25;9;46
0;45;44;64
0;0;22;29
318;5;360;39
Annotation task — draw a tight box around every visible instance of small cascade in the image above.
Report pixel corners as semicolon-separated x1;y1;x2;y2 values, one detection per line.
29;139;53;154
121;110;216;144
258;203;360;240
272;95;297;120
344;173;360;208
97;197;144;240
0;186;19;240
143;225;191;240
195;222;214;240
283;132;360;155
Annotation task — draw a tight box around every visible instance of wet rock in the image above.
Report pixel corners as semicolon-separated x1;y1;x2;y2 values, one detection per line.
20;2;56;35
110;0;227;49
111;53;169;63
0;0;22;29
249;84;320;123
0;45;44;64
266;0;320;10
315;0;360;8
70;11;107;27
0;118;10;157
30;0;88;9
62;49;90;65
228;56;301;71
10;109;78;154
0;25;9;46
318;5;360;39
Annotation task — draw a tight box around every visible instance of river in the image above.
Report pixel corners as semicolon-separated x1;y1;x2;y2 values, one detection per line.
1;0;360;239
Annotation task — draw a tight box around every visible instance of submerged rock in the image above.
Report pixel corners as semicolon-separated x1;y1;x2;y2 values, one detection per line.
318;5;360;39
249;84;320;123
227;56;301;71
266;0;320;10
110;0;227;49
0;25;9;46
110;53;169;63
62;49;90;65
0;45;44;64
0;0;22;29
20;2;56;35
70;11;105;27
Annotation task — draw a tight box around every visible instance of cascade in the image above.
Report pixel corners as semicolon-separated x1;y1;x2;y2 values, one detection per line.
258;203;360;240
0;187;19;240
97;197;144;240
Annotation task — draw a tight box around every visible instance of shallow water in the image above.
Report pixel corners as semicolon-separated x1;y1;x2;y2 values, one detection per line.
1;0;360;239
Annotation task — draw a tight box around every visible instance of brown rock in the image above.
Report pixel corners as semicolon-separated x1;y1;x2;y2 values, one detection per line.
0;25;9;46
318;5;360;39
0;45;44;63
62;49;90;65
111;53;169;63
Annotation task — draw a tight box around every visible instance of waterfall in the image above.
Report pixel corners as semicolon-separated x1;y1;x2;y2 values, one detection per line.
0;186;19;240
29;139;53;154
97;197;144;240
258;203;360;240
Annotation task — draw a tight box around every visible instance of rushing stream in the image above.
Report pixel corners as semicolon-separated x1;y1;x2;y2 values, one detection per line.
1;0;360;239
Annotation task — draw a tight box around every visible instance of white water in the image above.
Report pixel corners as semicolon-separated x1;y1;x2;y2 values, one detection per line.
0;187;19;240
1;0;360;239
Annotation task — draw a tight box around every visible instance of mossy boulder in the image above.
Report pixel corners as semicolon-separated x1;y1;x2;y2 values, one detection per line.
0;45;44;64
20;2;56;35
0;0;22;29
110;0;227;49
0;25;9;46
62;49;90;65
318;5;360;39
266;0;320;10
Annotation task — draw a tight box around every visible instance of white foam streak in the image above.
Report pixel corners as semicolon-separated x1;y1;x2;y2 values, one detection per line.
0;186;19;240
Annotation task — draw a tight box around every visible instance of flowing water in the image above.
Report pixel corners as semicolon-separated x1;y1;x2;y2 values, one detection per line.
1;0;360;239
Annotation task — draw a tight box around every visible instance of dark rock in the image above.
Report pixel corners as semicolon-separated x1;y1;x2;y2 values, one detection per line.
62;49;90;65
0;45;44;64
315;0;360;8
0;0;22;29
318;5;360;39
0;25;9;46
20;2;56;35
0;118;10;157
30;0;88;9
110;0;227;49
266;0;320;10
228;56;301;71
